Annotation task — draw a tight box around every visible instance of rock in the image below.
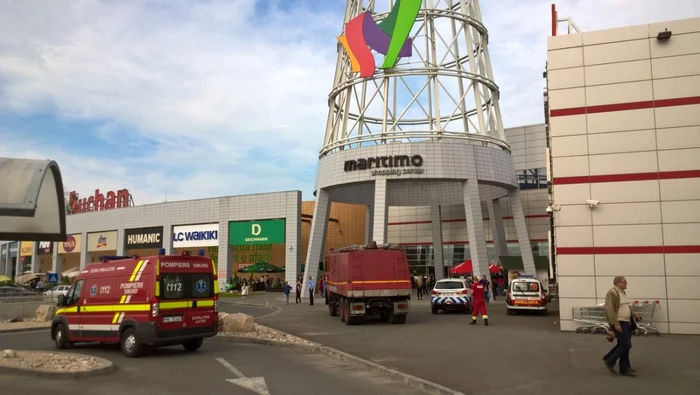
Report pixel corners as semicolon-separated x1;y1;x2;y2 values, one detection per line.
8;317;21;323
35;305;57;322
221;313;255;333
2;349;16;359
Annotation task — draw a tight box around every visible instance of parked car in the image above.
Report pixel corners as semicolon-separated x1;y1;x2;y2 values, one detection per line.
505;275;548;315
0;286;35;297
431;278;472;314
44;285;71;297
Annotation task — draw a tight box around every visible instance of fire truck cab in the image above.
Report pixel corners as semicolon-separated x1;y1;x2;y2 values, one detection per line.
51;251;219;358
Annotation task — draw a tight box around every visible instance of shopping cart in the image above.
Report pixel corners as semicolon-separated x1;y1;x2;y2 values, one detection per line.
572;304;609;334
632;300;661;337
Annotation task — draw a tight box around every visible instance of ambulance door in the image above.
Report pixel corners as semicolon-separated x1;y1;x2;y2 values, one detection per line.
64;279;85;339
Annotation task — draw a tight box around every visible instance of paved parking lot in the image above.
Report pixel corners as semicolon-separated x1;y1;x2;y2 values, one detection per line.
246;293;700;395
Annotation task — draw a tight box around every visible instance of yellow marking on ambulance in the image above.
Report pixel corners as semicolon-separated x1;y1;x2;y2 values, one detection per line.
112;312;120;324
129;260;145;282
56;307;78;315
81;304;150;313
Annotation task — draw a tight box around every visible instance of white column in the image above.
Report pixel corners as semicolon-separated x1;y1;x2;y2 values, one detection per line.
79;232;90;269
116;230;125;256
29;244;39;273
487;199;508;258
1;245;8;276
51;248;63;275
509;188;537;274
217;222;230;287
284;191;302;288
372;179;389;244
463;179;489;278
161;224;173;254
364;205;374;244
431;205;445;280
302;188;332;298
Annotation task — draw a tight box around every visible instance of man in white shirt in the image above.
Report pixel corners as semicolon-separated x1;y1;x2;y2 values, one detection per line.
603;276;640;377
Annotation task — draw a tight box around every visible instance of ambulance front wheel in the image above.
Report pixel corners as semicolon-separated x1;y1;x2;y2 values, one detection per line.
53;323;73;350
121;327;144;358
183;337;204;351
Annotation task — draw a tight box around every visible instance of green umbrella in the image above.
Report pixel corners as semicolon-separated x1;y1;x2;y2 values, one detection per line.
239;261;284;273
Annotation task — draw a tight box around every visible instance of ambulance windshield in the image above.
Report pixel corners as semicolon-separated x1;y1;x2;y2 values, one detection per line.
161;273;213;300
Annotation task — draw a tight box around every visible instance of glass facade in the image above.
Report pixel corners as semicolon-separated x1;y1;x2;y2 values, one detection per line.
516;167;547;190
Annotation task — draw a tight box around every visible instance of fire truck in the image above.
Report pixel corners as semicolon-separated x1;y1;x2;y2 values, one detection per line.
325;242;411;325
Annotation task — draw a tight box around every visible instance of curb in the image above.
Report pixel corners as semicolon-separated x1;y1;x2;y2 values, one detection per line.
214;335;465;395
0;327;51;335
219;300;280;311
0;351;116;379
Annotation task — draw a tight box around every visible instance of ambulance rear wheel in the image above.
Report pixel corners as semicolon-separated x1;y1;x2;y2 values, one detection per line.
121;328;144;358
183;337;204;351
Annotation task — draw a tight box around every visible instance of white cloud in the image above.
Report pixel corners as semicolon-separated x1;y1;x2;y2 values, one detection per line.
0;0;698;205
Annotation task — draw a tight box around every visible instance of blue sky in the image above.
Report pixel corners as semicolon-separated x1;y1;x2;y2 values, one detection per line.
0;0;698;205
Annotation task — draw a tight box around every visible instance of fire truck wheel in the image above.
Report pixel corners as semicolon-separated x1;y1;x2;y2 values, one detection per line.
339;299;346;323
53;323;72;350
183;337;204;351
329;300;338;317
121;327;144;358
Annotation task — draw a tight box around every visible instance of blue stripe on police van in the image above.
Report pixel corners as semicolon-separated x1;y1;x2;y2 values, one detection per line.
431;296;469;305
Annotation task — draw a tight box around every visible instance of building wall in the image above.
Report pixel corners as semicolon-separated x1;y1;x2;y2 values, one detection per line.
386;124;550;273
300;202;367;267
547;17;700;335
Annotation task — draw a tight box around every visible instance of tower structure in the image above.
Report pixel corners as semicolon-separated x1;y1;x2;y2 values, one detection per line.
303;0;537;295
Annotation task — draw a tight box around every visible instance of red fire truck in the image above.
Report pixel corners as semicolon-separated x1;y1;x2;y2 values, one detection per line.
51;251;219;357
325;242;411;325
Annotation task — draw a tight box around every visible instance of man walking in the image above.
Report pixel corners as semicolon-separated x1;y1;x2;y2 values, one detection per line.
308;276;315;306
603;276;639;377
283;281;292;305
295;280;302;304
469;276;488;326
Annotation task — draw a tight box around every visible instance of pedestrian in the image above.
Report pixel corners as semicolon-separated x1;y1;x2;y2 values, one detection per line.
295;280;302;304
469;276;488;326
480;275;491;304
603;276;640;377
416;276;424;300
308;276;315;306
283;281;292;304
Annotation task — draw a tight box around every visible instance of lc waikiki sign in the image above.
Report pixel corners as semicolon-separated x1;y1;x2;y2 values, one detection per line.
173;223;219;248
338;0;421;78
67;189;133;215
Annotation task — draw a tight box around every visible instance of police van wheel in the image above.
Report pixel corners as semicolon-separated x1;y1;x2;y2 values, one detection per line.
431;306;438;314
121;328;143;358
54;324;69;350
183;338;204;351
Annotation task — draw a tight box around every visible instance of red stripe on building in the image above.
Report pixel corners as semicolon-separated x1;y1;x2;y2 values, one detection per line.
553;170;700;185
398;239;549;246
388;215;549;226
557;245;700;255
549;95;700;117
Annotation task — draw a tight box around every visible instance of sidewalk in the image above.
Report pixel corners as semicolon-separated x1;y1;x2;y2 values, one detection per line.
229;293;700;395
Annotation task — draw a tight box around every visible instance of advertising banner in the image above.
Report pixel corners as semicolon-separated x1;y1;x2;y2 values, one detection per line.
58;234;82;254
228;219;286;245
87;231;118;252
36;241;54;255
173;223;219;248
20;241;34;256
124;226;164;250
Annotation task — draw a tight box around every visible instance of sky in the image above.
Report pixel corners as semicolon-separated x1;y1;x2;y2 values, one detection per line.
0;0;698;206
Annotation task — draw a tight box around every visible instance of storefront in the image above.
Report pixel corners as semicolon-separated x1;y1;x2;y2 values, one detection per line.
87;231;118;262
58;234;81;278
35;241;54;273
229;219;286;278
124;226;164;257
19;241;33;274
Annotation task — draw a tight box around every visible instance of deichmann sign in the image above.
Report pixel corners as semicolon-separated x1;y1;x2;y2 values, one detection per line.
344;154;425;176
229;219;285;245
124;226;164;250
173;223;219;248
36;241;53;255
87;231;118;252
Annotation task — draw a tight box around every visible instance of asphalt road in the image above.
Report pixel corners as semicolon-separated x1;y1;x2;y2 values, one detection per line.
248;293;700;395
0;329;424;395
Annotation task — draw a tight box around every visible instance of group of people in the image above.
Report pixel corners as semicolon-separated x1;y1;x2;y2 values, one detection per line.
282;274;327;306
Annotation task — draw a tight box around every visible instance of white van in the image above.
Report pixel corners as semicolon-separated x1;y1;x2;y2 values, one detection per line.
505;275;548;315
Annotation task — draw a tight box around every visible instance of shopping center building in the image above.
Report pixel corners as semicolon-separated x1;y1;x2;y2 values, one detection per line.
547;14;700;334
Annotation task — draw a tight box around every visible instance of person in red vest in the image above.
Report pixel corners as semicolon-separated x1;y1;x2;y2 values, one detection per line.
469;276;489;326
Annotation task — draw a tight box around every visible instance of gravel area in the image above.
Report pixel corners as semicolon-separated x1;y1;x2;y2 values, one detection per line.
220;323;315;345
0;320;51;332
0;350;101;372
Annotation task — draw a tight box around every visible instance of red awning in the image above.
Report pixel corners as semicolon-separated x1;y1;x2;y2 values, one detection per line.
449;260;503;275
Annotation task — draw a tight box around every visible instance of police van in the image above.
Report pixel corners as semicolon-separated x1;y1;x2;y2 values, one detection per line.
51;250;219;357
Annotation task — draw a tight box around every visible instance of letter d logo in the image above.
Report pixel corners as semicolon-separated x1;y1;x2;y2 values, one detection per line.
251;224;261;236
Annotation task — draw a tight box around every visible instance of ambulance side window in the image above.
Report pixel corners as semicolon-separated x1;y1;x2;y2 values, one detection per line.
67;280;84;305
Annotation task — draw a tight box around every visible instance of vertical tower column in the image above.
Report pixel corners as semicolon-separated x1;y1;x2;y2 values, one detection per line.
364;205;374;244
463;151;489;278
509;188;537;274
303;188;332;298
431;205;445;280
372;179;389;244
487;199;508;259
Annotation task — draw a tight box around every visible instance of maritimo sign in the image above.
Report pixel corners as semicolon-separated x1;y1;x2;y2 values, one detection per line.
67;189;134;215
344;154;424;176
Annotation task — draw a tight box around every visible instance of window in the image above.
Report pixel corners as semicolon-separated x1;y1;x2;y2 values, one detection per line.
517;168;547;190
67;280;83;305
512;281;540;293
435;281;466;290
160;274;214;300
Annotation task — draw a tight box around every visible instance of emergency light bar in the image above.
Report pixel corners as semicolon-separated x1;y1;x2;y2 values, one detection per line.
98;255;137;262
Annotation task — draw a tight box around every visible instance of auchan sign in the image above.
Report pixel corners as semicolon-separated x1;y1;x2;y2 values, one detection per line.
67;189;132;215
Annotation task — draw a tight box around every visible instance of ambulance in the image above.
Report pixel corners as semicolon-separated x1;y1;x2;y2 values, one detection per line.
51;250;219;357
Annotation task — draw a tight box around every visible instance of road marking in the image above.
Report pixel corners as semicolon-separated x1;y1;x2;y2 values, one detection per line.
216;358;271;395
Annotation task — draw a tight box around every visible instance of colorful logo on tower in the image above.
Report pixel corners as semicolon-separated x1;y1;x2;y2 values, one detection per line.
338;0;421;78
